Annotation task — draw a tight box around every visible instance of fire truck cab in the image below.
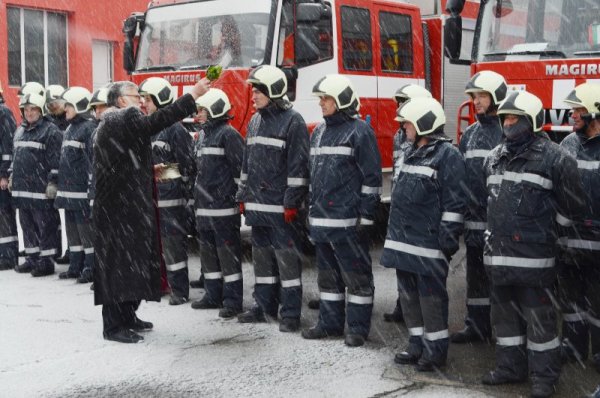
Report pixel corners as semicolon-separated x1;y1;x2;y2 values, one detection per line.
123;0;467;202
451;0;600;141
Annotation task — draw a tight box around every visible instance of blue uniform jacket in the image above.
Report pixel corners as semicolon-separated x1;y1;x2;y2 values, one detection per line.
308;112;382;242
458;114;504;247
381;135;466;278
483;135;586;287
55;114;96;211
11;116;62;209
236;103;309;227
559;130;600;250
0;102;16;208
151;122;195;233
194;119;244;230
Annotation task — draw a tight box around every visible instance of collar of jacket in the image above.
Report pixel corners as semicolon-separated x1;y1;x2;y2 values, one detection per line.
258;102;283;118
576;127;600;145
69;113;94;125
499;133;542;160
410;135;449;158
476;113;500;126
199;118;228;134
324;111;353;126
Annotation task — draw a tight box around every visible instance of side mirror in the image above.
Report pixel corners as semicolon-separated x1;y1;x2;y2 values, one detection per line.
282;65;298;101
297;4;323;23
295;26;320;65
122;13;145;74
444;15;468;64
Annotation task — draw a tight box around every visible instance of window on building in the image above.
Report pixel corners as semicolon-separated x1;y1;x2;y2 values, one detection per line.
379;12;413;74
7;7;67;87
341;7;372;71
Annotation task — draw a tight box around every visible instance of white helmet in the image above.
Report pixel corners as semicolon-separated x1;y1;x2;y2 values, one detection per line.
195;88;231;119
19;93;46;116
61;86;92;114
497;91;544;132
138;77;175;107
45;84;66;103
393;84;432;104
564;83;600;114
18;82;45;98
395;97;446;136
464;71;508;105
90;87;110;107
312;74;360;112
246;65;287;99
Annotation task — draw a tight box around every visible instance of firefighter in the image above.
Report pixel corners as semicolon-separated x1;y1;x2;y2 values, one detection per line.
45;84;68;265
80;86;110;285
556;82;600;369
451;71;507;344
301;74;381;347
235;65;309;332
54;87;96;282
381;83;433;323
191;89;244;318
481;90;586;398
380;97;466;371
139;77;195;306
0;82;18;270
45;84;69;131
11;92;62;276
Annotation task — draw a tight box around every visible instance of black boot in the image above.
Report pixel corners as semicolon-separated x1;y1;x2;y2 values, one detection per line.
344;334;365;347
237;305;267;323
14;261;33;273
301;325;343;339
383;304;404;323
307;299;320;310
59;270;80;279
77;268;93;283
450;325;491;343
531;382;556;398
104;328;144;344
190;274;205;289
54;250;70;265
126;317;153;332
191;296;221;310
279;318;300;333
394;343;422;365
481;369;527;385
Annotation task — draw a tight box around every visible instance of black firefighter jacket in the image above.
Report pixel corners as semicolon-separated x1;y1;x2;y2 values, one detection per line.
483;134;586;287
151;121;195;235
380;135;466;278
11;116;62;210
458;114;504;247
92;94;197;305
236;102;309;227
194;119;244;231
308;112;382;242
559;129;600;251
0;102;16;208
55;114;96;212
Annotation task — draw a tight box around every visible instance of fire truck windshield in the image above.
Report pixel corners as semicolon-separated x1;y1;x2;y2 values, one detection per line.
135;0;273;71
476;0;600;61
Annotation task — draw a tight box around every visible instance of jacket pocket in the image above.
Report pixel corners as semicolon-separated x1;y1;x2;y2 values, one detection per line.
516;182;551;218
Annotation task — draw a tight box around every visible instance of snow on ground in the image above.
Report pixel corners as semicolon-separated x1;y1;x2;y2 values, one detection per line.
0;241;492;398
1;235;597;397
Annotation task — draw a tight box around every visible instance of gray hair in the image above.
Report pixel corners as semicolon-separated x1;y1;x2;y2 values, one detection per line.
107;81;138;108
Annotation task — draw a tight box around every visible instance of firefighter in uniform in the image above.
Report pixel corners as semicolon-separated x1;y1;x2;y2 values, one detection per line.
451;71;507;343
301;74;381;347
481;91;586;398
54;87;96;282
139;77;195;306
191;89;245;318
556;82;600;368
380;97;466;371
45;84;68;265
235;65;309;333
382;83;433;323
0;82;18;270
80;86;110;285
11;92;62;276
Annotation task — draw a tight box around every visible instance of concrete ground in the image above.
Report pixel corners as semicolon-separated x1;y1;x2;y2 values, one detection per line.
0;238;598;397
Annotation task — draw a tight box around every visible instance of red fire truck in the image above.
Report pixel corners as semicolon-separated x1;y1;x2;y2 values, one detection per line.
451;0;600;141
122;0;475;202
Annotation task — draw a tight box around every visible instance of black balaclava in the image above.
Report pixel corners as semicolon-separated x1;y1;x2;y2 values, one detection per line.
504;115;534;153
